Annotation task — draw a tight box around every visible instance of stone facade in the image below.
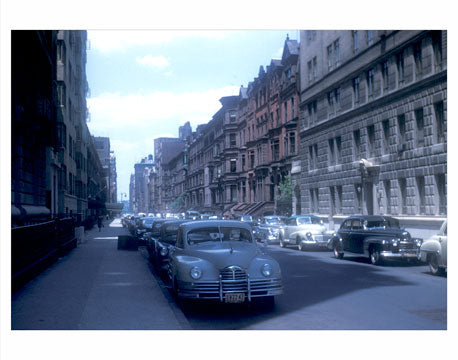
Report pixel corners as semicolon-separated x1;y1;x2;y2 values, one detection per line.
298;30;447;237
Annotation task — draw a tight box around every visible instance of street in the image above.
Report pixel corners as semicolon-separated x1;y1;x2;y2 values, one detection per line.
11;219;446;330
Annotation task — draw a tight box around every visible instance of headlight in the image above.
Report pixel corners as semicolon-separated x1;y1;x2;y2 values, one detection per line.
391;238;399;247
306;232;312;238
160;246;168;256
190;266;202;280
261;263;273;277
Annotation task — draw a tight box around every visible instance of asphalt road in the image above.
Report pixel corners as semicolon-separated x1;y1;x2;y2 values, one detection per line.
152;243;447;330
11;220;447;331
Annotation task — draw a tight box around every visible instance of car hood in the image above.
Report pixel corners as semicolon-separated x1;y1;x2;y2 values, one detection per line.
184;241;259;269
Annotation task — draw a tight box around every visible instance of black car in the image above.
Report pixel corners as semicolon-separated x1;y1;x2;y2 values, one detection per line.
147;219;190;272
329;215;422;265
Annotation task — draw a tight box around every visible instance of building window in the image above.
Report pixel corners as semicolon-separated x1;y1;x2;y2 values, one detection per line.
229;133;236;147
284;102;288;122
367;68;375;98
229;110;237;123
367;125;375;158
434;101;446;143
414;41;423;80
328;139;335;165
435;173;446;215
382;119;390;154
327;91;334;116
57;82;66;107
382;60;389;92
308;100;318;124
416;176;426;215
289;132;296;155
230;159;237;173
310;188;319;213
271;139;280;161
327;44;333;72
397;52;405;86
291;97;295;119
382;180;391;214
353;77;360;105
335;87;341;108
330;186;336;214
353;129;361;160
336;185;342;214
334;39;341;67
57;40;66;64
335;136;342;163
352;30;359;54
250;151;255;168
241;154;246;170
432;31;443;72
399;178;407;214
313;56;317;81
415;108;424;147
367;30;374;46
397;114;406;147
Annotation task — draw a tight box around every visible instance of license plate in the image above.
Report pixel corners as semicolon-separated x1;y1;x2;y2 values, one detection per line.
225;293;245;303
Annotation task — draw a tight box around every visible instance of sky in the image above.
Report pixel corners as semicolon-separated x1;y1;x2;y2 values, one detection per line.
85;30;299;201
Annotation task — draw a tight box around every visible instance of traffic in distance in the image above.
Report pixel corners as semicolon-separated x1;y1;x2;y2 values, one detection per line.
121;211;447;306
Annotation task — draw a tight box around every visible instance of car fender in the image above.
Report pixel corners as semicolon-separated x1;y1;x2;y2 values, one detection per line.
420;240;442;262
328;236;342;250
174;256;219;282
363;237;390;254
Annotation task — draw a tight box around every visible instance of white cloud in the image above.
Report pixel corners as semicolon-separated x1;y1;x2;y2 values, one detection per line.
86;85;240;133
136;55;170;68
88;30;231;53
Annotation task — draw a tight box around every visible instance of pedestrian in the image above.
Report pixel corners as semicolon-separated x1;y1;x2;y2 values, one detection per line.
97;216;102;232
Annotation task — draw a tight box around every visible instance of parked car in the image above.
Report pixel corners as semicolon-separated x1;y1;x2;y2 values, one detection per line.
185;210;200;220
167;220;283;304
256;216;287;244
235;214;254;222
279;215;333;250
143;218;168;251
420;220;447;275
149;219;190;273
329;215;423;265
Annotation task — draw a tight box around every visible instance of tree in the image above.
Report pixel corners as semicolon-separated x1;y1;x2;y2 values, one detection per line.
277;175;293;216
169;192;185;213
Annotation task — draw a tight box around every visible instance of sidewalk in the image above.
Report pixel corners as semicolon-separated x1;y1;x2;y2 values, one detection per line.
11;218;190;330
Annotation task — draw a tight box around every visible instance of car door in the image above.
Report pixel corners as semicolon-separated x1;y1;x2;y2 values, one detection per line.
339;220;352;251
286;218;297;242
350;219;364;253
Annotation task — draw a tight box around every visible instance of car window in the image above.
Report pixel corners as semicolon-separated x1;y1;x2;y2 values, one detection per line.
351;219;363;229
297;217;311;225
187;227;253;245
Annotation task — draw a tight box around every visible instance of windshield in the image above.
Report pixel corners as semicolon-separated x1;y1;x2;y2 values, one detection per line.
297;217;322;225
365;219;400;229
143;218;155;225
187;226;253;246
265;218;282;225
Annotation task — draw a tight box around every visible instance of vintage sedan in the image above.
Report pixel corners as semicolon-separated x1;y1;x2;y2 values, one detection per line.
167;220;283;304
420;220;447;275
150;219;190;273
329;215;423;265
279;215;333;250
256;216;287;244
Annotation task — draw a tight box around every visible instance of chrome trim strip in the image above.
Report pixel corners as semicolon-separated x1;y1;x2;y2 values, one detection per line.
219;274;223;301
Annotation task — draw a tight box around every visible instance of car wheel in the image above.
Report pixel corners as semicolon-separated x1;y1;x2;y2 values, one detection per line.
333;243;343;259
428;253;443;275
297;237;304;251
279;234;285;248
369;247;382;265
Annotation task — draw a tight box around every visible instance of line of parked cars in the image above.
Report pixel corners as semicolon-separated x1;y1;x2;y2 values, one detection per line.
122;211;446;307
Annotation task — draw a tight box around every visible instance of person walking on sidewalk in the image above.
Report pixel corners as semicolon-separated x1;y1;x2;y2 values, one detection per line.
97;216;103;232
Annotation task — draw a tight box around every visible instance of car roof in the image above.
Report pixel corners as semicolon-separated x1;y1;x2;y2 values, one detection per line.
180;220;252;231
343;215;397;222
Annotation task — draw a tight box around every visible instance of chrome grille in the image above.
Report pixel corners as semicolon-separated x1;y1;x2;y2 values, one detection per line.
220;266;247;280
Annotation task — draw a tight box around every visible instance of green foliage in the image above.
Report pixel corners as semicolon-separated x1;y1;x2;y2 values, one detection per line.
170;192;185;212
277;175;293;202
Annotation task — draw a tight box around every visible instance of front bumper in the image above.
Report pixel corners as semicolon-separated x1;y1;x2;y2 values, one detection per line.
380;249;421;260
300;234;332;247
177;276;283;301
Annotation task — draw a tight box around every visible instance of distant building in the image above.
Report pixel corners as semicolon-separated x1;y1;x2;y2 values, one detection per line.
134;155;154;214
